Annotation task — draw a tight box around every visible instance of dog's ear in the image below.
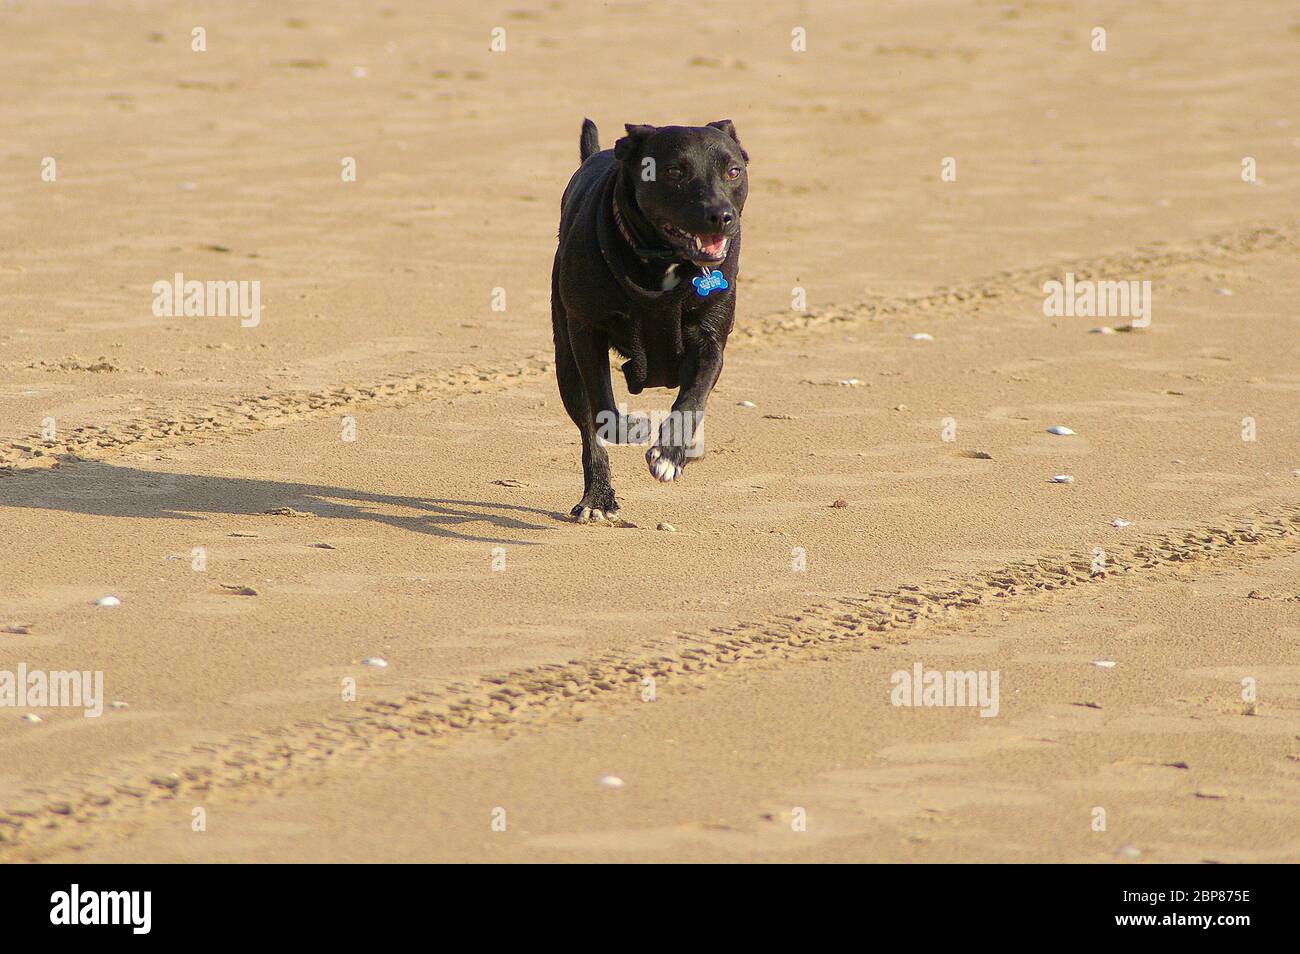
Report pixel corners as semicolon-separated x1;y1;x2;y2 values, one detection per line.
614;123;657;160
708;119;749;164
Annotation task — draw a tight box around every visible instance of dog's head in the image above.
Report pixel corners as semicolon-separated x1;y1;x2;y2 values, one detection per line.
614;120;749;267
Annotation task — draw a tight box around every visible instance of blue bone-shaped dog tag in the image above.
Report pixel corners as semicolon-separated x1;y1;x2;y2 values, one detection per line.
692;269;728;297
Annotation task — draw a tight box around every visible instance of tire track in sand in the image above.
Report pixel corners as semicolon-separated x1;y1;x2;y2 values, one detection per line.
2;222;1294;473
2;505;1296;858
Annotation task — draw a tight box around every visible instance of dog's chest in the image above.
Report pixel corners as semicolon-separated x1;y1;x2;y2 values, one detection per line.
599;281;693;391
629;286;687;355
624;267;723;343
658;263;685;292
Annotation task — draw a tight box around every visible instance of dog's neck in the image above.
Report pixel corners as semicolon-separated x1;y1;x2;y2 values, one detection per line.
611;170;688;268
596;171;692;296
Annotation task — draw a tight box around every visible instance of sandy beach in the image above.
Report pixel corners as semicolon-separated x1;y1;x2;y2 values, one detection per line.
1;0;1297;863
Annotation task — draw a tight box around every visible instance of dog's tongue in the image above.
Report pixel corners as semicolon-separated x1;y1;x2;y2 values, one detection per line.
699;235;727;258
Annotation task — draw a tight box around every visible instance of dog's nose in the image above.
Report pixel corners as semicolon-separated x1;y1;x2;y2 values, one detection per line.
707;209;735;230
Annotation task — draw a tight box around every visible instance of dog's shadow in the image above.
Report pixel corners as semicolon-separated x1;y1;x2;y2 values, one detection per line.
0;459;561;546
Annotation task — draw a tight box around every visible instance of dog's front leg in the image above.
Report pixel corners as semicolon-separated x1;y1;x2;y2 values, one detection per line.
646;335;725;482
564;324;629;521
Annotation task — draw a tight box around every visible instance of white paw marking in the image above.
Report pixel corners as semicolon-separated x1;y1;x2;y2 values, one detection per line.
646;447;682;482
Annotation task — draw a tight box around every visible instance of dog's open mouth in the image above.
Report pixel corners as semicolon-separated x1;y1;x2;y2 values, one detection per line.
660;223;729;264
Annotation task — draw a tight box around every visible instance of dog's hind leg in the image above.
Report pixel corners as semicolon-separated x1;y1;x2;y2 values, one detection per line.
621;315;648;395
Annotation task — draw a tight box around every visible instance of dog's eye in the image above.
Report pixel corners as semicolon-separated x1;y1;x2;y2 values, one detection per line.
725;166;742;180
665;167;685;180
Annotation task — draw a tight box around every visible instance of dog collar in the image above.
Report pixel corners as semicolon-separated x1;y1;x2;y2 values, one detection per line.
612;194;726;293
612;195;685;264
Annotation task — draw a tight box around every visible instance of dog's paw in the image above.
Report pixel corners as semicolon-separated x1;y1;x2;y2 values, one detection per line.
646;444;688;483
570;487;620;524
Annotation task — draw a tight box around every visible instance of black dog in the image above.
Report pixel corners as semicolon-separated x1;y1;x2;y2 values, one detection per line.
551;119;749;522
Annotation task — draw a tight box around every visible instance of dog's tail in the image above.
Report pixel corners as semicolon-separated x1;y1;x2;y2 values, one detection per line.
579;118;600;162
